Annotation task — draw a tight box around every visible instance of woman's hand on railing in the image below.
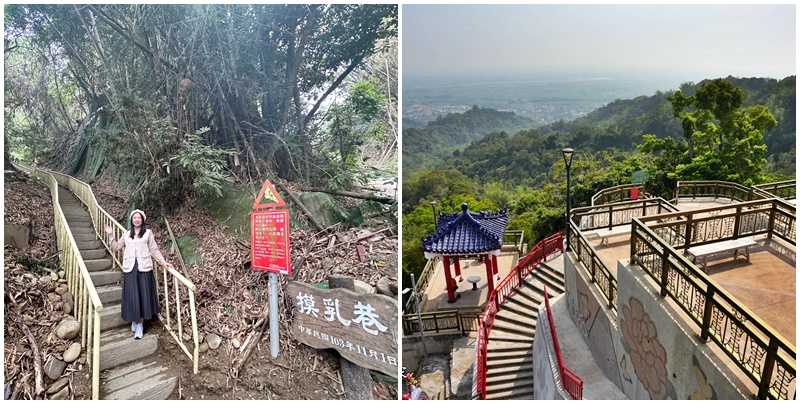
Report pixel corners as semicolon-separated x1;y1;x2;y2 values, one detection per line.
104;224;113;235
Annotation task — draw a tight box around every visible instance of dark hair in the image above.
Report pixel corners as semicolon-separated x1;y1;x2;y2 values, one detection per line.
129;212;147;239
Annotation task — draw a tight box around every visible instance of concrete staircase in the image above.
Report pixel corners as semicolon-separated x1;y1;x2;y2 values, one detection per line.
484;254;565;400
58;187;177;399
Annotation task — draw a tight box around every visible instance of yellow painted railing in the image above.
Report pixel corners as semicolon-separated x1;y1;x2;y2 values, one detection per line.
28;166;200;378
15;163;103;400
44;170;201;376
158;217;200;374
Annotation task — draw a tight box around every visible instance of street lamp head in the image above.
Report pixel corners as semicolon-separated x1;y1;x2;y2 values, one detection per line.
562;148;574;168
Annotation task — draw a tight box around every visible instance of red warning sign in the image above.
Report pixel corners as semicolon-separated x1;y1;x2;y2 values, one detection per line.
251;210;290;275
253;179;286;210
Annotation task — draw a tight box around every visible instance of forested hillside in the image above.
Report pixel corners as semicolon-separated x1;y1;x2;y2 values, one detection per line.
402;106;537;176
402;76;796;291
5;4;398;213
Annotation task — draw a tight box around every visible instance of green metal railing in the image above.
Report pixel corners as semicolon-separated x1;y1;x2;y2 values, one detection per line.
630;200;796;399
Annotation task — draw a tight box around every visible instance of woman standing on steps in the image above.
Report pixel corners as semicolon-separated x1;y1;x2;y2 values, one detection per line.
104;209;174;339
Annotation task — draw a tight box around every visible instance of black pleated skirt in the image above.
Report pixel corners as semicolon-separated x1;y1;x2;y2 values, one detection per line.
121;260;160;322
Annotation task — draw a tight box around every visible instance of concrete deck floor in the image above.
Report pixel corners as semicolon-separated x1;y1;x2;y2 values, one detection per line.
583;197;796;344
419;251;519;313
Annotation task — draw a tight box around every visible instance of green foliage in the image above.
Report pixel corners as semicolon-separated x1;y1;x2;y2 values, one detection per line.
171;128;236;198
16;255;60;276
402;106;537;178
656;79;778;185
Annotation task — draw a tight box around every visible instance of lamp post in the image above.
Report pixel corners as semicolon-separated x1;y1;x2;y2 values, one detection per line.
403;274;427;361
430;201;437;228
562;148;574;252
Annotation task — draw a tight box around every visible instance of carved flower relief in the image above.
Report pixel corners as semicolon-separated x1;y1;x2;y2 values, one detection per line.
620;296;668;400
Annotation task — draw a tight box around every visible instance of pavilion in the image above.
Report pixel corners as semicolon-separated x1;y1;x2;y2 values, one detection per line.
420;203;509;303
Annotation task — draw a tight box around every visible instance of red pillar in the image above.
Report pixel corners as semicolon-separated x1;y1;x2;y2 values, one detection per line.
492;254;500;280
443;255;456;303
484;253;495;300
454;258;463;282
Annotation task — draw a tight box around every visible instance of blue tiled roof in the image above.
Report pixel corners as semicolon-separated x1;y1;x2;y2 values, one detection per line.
421;203;509;255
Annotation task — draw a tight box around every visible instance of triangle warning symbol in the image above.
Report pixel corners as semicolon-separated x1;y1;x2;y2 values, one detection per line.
253;179;286;209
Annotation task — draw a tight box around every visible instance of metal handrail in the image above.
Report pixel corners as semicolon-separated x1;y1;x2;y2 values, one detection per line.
37;168;200;375
474;233;564;399
631;203;796;399
753;180;796;201
543;285;583;400
15;163;103;400
591;182;647;206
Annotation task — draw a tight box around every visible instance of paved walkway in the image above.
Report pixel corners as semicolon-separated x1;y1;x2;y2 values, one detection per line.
419;252;519;312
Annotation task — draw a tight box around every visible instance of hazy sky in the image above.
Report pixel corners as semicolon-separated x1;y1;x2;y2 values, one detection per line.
403;4;796;82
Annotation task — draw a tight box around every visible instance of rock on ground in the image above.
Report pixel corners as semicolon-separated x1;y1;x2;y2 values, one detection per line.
63;342;81;363
206;333;222;350
44;358;67;381
54;317;80;340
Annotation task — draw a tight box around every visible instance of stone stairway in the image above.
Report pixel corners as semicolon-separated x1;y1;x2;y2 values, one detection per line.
484;254;565;400
58;187;177;399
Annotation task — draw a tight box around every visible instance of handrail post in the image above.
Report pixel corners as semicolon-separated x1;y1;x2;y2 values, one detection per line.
733;205;742;238
660;247;670;297
757;338;779;399
767;201;777;240
699;285;715;341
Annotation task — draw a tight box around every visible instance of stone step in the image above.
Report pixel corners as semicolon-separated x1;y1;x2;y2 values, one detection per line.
71;232;96;242
495;308;537;331
76;239;102;250
539;261;565;283
486;362;533;381
90;270;123;287
532;272;565;296
63;212;90;222
486;347;532;362
80;249;107;260
486;354;532;370
100;305;128;331
484;380;534;400
69;226;96;235
487;327;534;344
486;368;534;389
84;258;112;272
489;319;536;339
523;276;561;301
502;294;539;316
487;340;532;353
99;328;158;371
96;285;123;305
101;359;177;400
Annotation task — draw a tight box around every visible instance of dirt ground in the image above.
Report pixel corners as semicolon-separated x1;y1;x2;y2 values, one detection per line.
3;170;399;400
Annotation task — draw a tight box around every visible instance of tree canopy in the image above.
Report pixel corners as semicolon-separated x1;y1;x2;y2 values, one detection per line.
5;4;397;211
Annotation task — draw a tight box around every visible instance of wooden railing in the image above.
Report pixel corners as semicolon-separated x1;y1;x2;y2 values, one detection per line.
39;168;201;375
576;197;680;231
474;233;564;399
402;310;459;334
631;200;796;400
543;285;583;400
502;230;525;255
754;180;796;201
18;164;103;400
568;198;679;312
676;180;775;203
591;183;646;206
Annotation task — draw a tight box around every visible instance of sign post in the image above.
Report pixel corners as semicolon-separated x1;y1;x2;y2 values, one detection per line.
250;179;290;358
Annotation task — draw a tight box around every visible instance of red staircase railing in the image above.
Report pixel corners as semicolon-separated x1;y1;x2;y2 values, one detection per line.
543;284;584;400
474;232;564;399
